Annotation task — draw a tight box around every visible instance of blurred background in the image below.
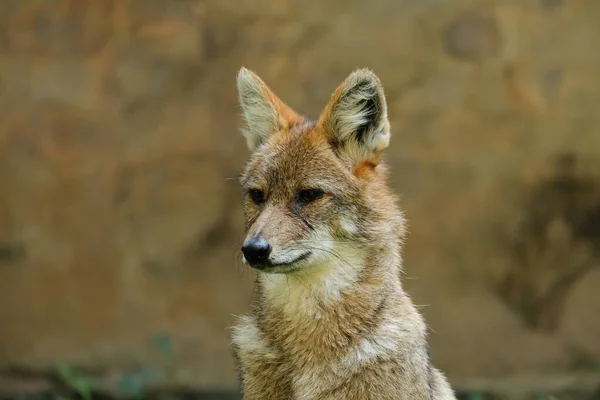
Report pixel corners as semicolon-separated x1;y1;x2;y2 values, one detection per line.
0;0;599;399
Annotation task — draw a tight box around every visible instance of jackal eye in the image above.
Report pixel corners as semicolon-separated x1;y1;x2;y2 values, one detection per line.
296;189;325;205
248;188;265;205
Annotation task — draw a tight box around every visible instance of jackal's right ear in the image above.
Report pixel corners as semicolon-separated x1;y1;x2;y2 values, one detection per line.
237;67;301;152
318;69;390;164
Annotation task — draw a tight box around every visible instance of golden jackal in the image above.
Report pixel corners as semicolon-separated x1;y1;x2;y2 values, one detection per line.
231;67;456;400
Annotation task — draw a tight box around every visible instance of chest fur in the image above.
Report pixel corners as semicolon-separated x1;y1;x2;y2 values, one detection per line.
232;294;430;399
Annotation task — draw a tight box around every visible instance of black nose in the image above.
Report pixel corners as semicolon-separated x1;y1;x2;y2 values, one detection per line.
241;236;272;265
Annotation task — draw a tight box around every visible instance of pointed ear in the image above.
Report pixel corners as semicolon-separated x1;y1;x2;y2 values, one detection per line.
237;67;302;152
318;69;390;164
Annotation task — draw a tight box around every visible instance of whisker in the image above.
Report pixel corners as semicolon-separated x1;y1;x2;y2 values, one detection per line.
232;250;249;279
294;244;358;274
294;239;360;245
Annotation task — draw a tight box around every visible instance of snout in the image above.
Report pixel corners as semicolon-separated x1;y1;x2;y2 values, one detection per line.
241;235;272;268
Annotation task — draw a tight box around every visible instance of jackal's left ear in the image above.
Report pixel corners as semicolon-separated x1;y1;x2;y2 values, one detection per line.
237;67;301;152
318;69;390;163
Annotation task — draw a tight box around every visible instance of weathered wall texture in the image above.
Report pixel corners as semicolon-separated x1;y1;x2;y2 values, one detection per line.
1;0;599;393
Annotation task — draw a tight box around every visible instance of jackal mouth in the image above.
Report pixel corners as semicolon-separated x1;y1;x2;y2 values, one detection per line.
248;251;312;273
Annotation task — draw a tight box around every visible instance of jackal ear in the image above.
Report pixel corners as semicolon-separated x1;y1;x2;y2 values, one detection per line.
318;69;390;163
237;67;301;152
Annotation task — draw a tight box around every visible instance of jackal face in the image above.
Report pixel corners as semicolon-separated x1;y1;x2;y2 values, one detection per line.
237;68;392;273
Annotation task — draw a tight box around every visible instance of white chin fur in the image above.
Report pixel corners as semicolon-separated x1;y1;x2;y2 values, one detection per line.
260;228;365;316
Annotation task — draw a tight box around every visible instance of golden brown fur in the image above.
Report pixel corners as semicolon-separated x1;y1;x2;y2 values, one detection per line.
232;67;456;399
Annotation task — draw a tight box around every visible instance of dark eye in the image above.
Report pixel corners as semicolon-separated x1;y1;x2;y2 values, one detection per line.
296;189;325;205
248;189;265;205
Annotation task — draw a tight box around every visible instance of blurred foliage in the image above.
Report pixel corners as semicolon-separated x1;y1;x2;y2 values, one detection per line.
56;363;102;400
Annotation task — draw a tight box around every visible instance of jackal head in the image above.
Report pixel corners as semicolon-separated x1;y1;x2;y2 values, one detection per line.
237;67;397;274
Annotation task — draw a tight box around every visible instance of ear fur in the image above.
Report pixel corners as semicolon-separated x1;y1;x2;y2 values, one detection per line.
318;69;390;163
237;67;301;151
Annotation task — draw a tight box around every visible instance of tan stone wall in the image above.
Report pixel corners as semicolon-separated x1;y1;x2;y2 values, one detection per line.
0;0;599;393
